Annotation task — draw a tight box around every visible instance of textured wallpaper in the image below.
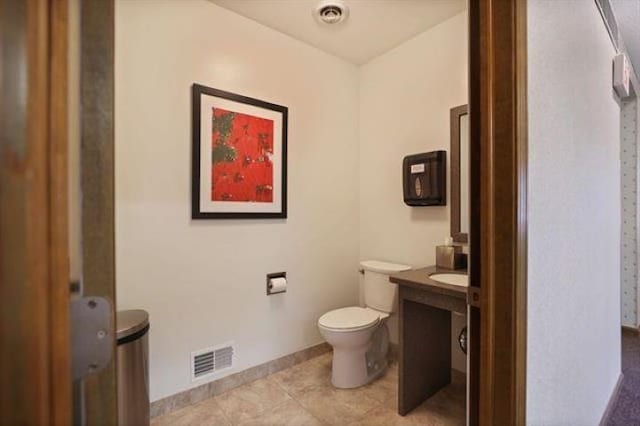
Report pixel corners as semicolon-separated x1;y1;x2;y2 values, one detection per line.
621;99;638;327
527;1;622;422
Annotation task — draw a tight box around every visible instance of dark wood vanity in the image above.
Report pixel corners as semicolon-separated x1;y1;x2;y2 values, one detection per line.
389;266;468;415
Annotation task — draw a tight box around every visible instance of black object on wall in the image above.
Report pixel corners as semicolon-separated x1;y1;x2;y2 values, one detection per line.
402;151;446;206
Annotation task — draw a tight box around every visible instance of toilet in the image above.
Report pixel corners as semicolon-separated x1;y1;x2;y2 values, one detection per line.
317;260;411;388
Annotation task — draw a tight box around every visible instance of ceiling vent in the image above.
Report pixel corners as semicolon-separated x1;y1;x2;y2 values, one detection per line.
315;0;349;25
191;342;234;381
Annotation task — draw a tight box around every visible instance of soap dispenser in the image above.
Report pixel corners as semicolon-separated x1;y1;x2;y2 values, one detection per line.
436;237;466;270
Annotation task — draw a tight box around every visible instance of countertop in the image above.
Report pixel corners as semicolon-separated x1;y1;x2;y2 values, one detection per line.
389;266;468;300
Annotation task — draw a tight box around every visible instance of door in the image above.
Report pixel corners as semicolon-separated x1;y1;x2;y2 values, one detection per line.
0;0;71;423
0;0;118;424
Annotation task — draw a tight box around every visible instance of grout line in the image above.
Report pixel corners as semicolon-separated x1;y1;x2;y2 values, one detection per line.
268;371;297;401
269;355;333;425
219;354;330;426
155;352;410;426
151;343;331;419
214;377;290;426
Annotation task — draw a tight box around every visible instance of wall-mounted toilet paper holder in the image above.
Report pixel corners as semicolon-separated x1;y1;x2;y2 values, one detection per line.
266;272;287;295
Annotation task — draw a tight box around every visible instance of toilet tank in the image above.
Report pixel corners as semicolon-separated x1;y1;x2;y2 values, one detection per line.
360;260;411;313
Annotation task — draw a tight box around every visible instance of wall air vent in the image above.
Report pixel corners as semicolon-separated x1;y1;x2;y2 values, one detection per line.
214;345;233;370
191;342;235;381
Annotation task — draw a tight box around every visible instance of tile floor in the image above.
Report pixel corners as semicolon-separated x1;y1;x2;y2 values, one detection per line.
152;353;466;426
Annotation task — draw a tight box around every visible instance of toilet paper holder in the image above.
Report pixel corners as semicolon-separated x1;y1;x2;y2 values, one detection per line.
266;272;287;295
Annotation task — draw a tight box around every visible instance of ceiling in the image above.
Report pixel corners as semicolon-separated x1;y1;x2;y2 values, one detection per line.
611;0;640;75
210;0;467;65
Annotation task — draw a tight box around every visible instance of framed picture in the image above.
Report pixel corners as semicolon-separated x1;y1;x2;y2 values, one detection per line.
191;84;288;219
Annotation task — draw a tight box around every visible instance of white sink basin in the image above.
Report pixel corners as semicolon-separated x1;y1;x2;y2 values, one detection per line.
429;273;468;287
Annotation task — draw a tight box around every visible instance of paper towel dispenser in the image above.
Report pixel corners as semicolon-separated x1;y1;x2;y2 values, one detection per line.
403;151;446;206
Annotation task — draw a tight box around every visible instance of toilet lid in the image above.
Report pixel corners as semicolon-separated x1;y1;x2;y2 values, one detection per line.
318;307;380;331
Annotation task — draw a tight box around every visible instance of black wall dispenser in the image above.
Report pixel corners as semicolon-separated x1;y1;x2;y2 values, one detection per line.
402;150;446;206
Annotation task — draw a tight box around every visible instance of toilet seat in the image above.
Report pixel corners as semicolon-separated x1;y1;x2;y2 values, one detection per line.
318;307;386;332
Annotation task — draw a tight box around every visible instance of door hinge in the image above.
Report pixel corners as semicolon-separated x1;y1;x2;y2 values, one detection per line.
70;296;113;380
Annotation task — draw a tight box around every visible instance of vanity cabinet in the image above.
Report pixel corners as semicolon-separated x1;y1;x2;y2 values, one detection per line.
389;266;468;416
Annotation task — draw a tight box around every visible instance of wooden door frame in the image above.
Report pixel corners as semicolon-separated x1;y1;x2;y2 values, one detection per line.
468;0;528;425
79;0;118;423
0;0;528;423
0;0;71;424
76;0;529;424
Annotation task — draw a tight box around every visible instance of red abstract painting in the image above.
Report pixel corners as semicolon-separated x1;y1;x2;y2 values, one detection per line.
210;107;274;202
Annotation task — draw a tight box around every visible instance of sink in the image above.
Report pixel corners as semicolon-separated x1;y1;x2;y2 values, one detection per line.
429;273;468;287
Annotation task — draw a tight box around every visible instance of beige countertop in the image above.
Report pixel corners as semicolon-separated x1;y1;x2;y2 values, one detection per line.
389;265;468;300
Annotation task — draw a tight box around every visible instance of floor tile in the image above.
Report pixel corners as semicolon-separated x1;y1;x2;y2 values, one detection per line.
271;354;332;397
357;363;398;403
151;397;231;426
153;353;465;426
295;381;380;425
409;403;465;426
237;399;324;426
215;377;292;424
347;405;423;426
370;371;465;426
408;381;466;426
313;352;333;367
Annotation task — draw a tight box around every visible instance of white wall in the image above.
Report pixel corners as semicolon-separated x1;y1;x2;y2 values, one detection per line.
115;0;360;401
359;11;468;268
527;1;621;424
358;11;468;371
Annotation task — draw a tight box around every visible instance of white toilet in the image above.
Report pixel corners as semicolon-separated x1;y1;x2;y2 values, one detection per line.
317;260;411;389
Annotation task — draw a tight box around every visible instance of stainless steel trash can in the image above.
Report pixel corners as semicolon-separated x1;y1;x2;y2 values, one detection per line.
117;310;150;426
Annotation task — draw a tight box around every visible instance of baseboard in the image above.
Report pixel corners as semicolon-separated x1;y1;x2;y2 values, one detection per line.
599;373;624;426
150;342;331;419
622;325;640;335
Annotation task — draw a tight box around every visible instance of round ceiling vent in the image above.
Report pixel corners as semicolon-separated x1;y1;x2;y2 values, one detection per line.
315;0;349;25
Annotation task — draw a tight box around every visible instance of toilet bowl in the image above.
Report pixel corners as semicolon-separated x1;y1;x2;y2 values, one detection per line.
317;260;411;389
318;306;389;388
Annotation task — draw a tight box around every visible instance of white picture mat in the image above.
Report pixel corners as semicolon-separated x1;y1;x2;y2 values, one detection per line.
199;94;283;213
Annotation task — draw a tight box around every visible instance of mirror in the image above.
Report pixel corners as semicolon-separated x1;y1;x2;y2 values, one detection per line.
450;104;469;243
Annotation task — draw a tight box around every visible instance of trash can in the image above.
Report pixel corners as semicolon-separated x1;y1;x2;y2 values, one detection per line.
117;310;150;426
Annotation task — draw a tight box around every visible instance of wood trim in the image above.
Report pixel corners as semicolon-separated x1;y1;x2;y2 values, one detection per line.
468;0;528;424
0;0;71;423
622;325;640;335
450;104;469;244
0;1;50;422
467;2;481;420
80;0;118;423
599;373;624;426
49;0;72;423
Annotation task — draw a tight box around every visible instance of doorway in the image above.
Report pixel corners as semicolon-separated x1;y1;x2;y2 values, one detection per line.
0;1;528;425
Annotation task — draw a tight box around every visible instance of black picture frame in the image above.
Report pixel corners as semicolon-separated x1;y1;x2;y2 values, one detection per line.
191;83;288;219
